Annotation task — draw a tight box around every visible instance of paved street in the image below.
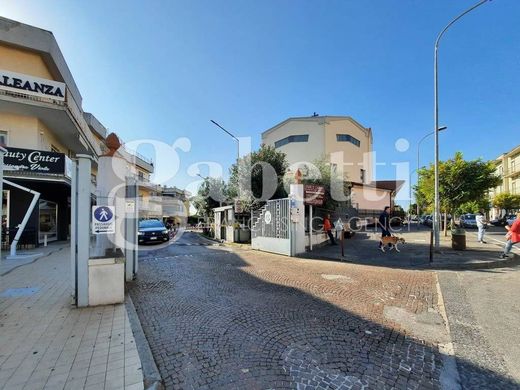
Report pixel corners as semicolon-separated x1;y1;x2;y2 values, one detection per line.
129;231;452;389
439;266;520;389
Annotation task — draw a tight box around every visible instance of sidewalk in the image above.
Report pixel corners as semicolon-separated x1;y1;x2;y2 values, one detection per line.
299;228;520;270
0;244;144;390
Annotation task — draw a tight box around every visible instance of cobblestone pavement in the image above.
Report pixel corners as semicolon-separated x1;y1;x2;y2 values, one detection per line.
128;232;457;390
438;268;520;389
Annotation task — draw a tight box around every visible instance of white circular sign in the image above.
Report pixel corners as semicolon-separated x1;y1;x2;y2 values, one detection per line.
264;210;272;224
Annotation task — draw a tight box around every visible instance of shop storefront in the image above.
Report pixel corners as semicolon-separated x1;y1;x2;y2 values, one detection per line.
2;146;73;248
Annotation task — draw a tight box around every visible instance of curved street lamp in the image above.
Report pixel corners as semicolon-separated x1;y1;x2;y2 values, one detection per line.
433;0;490;251
410;126;447;217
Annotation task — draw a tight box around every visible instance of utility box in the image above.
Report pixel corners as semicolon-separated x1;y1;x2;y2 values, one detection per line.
451;228;466;251
88;251;125;306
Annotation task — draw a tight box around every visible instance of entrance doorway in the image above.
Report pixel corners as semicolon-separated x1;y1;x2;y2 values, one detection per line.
39;199;58;244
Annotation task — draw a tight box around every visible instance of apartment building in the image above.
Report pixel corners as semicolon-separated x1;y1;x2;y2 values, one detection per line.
489;144;520;219
261;115;402;211
0;17;155;246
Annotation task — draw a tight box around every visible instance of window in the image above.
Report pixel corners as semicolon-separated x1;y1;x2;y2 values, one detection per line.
336;134;360;147
0;130;8;146
138;171;144;180
512;160;516;174
360;169;366;183
274;134;309;148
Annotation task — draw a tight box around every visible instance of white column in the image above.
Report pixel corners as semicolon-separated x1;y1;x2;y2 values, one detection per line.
95;155;128;254
0;146;5;264
75;154;92;307
289;184;305;256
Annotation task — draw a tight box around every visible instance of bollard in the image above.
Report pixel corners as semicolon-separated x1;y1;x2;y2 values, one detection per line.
429;229;433;263
44;234;48;247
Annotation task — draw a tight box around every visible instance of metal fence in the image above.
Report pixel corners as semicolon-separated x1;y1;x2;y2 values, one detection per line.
251;198;290;239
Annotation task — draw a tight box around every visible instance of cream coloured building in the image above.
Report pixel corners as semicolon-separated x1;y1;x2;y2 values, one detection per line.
489;144;520;219
0;16;156;246
262;115;401;211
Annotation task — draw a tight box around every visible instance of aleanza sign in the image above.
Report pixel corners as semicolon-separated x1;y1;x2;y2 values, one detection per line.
4;147;66;174
0;69;66;102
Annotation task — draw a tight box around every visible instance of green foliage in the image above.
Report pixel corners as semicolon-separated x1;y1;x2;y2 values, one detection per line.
414;152;501;216
228;145;289;212
192;177;228;217
492;192;520;213
284;157;351;210
456;199;490;215
408;203;418;215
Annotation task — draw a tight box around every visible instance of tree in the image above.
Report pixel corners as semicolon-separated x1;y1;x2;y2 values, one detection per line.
284;158;351;211
415;152;501;232
228;145;288;212
456;199;490;216
192;177;228;217
408;203;418;215
493;192;520;215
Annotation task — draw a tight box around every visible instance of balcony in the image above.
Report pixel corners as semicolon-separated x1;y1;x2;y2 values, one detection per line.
0;87;101;157
503;165;520;178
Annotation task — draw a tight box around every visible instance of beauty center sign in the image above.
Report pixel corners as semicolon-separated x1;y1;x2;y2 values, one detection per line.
4;147;66;174
0;69;66;102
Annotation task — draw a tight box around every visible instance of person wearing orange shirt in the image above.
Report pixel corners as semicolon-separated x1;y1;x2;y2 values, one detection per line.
323;214;336;245
500;212;520;259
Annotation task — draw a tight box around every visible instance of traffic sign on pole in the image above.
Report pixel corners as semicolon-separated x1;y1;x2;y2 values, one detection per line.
92;205;115;234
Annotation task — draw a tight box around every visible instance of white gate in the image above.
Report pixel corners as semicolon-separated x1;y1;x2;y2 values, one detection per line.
251;198;291;256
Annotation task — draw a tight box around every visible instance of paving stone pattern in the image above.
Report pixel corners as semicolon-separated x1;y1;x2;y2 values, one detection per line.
129;233;444;390
0;246;144;390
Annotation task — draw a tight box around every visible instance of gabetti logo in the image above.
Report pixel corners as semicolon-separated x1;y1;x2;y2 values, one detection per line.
0;69;66;102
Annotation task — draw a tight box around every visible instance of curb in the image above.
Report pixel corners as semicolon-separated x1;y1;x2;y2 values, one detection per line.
296;253;520;271
125;294;164;390
435;273;462;390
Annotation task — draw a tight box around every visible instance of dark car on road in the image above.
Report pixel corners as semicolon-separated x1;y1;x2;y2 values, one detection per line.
459;214;477;229
138;219;170;244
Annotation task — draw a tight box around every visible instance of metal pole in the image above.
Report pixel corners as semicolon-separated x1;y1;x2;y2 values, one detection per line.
433;0;490;251
309;205;313;251
3;179;40;257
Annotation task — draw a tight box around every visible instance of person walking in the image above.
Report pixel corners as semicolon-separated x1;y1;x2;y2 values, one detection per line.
378;206;392;251
500;212;520;259
476;209;488;244
323;214;336;245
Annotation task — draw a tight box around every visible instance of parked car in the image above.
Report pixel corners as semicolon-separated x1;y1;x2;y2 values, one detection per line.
422;215;433;227
491;215;509;226
459;214;477;229
138;219;170;244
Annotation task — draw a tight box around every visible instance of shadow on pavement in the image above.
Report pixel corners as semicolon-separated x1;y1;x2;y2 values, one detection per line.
128;243;520;389
300;229;520;271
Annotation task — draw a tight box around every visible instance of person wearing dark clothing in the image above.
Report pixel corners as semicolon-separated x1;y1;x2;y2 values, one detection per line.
323;214;336;245
378;206;392;249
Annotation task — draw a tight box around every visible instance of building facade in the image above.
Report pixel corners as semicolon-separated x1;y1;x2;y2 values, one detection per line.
262;115;400;211
489;144;520;219
0;17;156;247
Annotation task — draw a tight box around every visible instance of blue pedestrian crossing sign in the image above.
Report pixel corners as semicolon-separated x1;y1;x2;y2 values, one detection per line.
92;205;115;234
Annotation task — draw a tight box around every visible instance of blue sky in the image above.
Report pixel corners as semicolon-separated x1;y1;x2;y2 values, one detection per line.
2;0;519;202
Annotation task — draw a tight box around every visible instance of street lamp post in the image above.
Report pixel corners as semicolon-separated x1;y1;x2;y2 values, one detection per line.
210;120;240;163
416;127;447;216
433;0;490;251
